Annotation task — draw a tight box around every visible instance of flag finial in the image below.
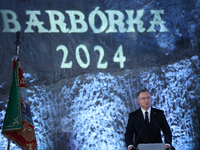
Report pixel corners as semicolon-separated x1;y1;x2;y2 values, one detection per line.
15;31;20;55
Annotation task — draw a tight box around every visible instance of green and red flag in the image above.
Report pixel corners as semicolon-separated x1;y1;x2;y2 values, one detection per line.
2;58;37;150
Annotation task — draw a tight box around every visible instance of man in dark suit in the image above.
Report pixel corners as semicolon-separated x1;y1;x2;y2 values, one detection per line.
125;89;172;150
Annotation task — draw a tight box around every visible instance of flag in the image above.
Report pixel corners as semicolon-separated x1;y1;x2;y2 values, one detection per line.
2;58;37;150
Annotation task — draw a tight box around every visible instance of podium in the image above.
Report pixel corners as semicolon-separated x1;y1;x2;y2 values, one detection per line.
137;143;166;150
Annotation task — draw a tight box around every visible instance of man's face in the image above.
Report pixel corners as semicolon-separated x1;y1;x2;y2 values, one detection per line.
137;91;152;111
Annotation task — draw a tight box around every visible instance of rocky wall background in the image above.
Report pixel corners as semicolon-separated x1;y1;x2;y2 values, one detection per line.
0;0;200;150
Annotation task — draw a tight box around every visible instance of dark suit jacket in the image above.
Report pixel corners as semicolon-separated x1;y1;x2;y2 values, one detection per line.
125;107;172;147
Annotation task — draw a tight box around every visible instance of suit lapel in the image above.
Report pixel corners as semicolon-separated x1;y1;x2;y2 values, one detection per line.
150;107;156;124
138;108;145;124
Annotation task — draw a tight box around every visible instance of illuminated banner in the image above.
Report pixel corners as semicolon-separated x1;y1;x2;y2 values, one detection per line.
0;7;171;72
0;0;199;149
1;8;168;33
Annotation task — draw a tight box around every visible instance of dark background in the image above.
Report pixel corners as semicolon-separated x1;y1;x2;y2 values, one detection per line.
0;0;200;150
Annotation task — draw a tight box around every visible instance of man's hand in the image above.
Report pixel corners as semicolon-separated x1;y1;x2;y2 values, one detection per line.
165;144;171;149
127;146;133;150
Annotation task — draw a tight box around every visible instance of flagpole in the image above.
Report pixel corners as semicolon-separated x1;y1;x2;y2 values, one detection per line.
7;31;21;150
15;31;20;55
7;139;10;150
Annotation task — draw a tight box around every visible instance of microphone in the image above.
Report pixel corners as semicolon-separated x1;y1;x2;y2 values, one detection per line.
154;121;175;150
131;125;145;150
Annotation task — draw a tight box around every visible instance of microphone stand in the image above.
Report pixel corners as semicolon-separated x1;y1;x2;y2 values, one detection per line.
154;122;175;150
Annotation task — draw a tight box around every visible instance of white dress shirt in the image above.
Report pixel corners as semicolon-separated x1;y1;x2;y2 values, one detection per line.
141;107;151;123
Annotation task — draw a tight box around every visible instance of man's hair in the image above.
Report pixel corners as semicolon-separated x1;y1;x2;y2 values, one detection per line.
137;89;150;97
